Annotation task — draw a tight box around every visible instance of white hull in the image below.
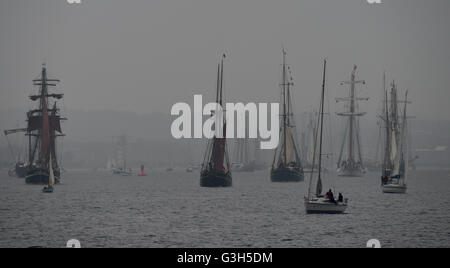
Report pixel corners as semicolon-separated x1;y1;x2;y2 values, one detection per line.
382;184;407;194
304;197;348;214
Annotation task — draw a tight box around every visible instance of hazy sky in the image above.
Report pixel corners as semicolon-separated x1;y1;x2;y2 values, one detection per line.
1;0;449;121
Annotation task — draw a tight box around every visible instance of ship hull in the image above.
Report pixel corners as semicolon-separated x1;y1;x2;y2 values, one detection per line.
15;165;28;178
382;184;407;194
304;198;348;214
271;167;304;182
200;170;232;187
25;169;60;185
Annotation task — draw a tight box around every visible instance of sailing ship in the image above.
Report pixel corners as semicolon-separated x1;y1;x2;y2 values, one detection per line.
232;138;256;172
200;55;232;187
271;49;304;182
3;128;28;178
380;80;410;194
112;135;132;176
305;60;348;214
23;64;65;185
336;65;368;177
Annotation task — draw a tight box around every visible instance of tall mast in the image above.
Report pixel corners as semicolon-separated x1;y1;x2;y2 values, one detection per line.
308;59;327;199
282;49;287;165
27;64;64;167
336;65;368;166
318;60;327;185
348;66;356;162
220;56;224;106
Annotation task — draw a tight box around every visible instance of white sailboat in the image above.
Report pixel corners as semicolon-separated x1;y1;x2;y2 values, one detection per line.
381;81;409;194
305;60;348;214
42;152;55;193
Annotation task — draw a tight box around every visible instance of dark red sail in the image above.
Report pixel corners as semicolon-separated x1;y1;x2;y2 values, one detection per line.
40;90;51;165
211;124;226;172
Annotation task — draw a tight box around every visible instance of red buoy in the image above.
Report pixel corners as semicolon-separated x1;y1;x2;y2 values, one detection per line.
138;165;147;177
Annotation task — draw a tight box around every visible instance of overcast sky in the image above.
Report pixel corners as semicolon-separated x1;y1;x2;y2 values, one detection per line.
1;0;449;121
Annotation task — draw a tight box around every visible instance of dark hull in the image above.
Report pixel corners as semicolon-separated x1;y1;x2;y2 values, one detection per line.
15;166;28;178
271;167;304;182
200;170;232;187
25;169;60;185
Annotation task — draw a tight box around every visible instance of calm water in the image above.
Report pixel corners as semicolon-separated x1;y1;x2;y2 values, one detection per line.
0;168;449;248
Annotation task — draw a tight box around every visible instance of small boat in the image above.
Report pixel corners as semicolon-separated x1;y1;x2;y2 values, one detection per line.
138;165;147;177
380;79;409;194
42;153;55;194
336;65;368;177
305;60;348;214
304;197;348;214
186;167;194;173
271;49;304;182
42;187;54;193
200;55;232;188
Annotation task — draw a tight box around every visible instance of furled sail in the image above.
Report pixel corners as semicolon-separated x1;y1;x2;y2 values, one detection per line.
28;115;62;133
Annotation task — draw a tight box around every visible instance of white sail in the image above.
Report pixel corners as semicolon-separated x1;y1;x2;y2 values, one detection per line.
49;153;55;187
390;129;397;163
285;128;294;164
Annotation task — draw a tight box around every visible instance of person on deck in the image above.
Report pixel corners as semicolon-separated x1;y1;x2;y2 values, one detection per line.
338;193;344;203
326;189;337;204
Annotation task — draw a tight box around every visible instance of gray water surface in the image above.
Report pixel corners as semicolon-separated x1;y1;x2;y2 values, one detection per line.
0;169;449;248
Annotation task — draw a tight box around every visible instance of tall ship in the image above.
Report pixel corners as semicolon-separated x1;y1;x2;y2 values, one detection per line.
232;138;256;172
380;80;410;194
25;64;66;184
200;55;232;187
336;65;368;177
111;135;132;176
271;49;304;182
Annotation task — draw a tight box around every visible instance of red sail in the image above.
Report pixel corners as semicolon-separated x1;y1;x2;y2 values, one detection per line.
211;124;227;172
40;96;51;165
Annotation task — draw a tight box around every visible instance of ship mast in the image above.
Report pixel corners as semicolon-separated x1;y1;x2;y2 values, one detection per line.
336;65;368;168
27;64;65;167
282;49;288;165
